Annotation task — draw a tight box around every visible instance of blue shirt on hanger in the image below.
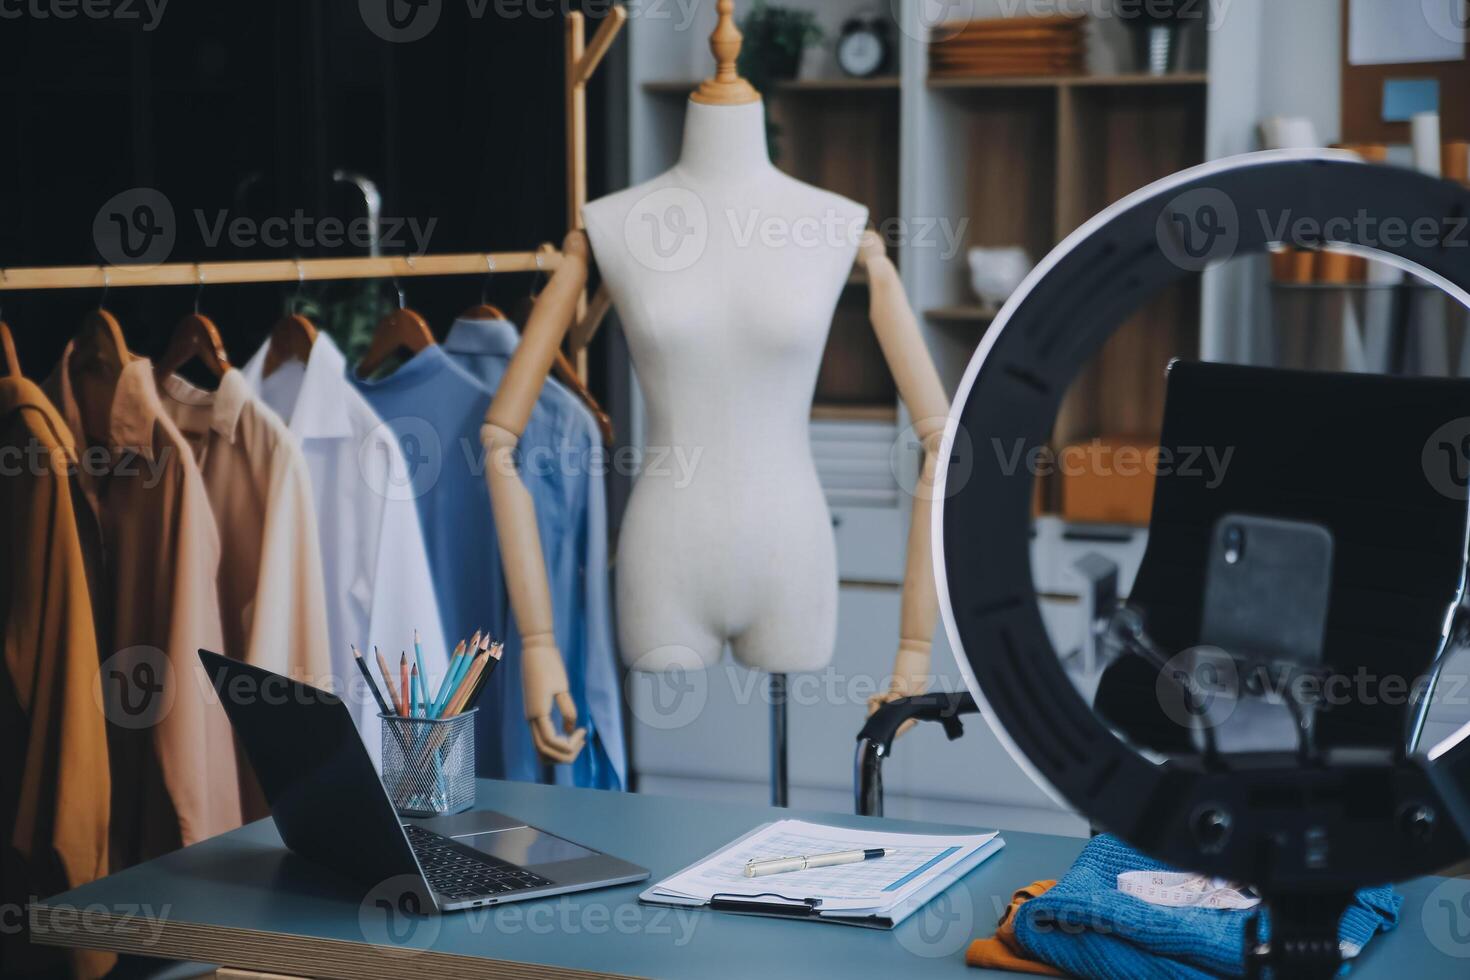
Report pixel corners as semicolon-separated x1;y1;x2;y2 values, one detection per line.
444;317;625;792
351;344;542;782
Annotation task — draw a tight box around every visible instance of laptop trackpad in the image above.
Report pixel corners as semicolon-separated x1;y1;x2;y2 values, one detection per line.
410;809;524;838
456;825;599;868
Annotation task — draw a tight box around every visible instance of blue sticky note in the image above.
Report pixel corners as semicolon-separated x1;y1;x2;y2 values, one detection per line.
1383;78;1440;122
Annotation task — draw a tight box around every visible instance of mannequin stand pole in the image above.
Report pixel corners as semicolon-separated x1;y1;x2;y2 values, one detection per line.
769;673;788;807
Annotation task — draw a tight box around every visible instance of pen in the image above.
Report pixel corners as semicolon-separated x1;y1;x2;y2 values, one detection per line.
743;848;890;878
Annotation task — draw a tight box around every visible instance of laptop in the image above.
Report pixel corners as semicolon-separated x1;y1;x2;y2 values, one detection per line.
199;650;648;912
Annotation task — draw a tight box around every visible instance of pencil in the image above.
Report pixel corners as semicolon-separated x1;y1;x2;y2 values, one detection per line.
399;653;410;717
410;663;422;718
461;641;504;713
412;629;429;712
433;650;471;718
446;652;487;716
375;646;403;715
352;645;392;716
434;637;470;714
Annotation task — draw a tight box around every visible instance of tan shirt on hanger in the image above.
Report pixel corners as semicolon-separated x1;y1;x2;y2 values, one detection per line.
44;346;241;867
0;376;114;980
156;368;331;718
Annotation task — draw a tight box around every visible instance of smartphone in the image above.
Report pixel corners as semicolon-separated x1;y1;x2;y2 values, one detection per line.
1187;514;1335;755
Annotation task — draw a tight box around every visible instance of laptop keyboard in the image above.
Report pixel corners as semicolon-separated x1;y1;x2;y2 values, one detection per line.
404;823;554;901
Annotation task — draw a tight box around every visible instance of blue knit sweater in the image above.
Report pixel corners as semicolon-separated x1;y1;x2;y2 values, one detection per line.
1012;835;1401;979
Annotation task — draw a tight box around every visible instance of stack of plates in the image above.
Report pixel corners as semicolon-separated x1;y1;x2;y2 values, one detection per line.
929;15;1086;79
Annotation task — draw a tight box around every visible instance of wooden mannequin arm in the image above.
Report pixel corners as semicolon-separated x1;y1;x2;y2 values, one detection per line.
857;232;950;733
481;231;591;764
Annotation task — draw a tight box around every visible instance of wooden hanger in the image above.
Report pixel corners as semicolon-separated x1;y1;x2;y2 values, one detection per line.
461;255;510;322
462;257;613;442
264;312;318;378
0;320;19;379
552;351;612;443
72;274;133;376
264;265;319;378
70;280;135;445
526;254;613;443
357;279;435;378
156;269;230;381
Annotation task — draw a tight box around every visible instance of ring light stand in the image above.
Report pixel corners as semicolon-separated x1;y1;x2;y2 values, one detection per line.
935;149;1470;978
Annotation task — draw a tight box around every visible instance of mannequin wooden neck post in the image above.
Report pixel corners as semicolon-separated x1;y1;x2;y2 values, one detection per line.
691;0;759;106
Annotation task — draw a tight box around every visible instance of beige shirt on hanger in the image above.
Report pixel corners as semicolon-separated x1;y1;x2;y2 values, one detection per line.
157;369;331;820
157;369;331;685
44;347;241;865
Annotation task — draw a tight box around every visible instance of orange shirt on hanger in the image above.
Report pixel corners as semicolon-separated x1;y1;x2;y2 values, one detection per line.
45;346;241;866
0;375;114;980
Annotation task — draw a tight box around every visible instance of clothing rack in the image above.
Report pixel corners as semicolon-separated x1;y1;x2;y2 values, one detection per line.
0;250;561;291
0;8;626;361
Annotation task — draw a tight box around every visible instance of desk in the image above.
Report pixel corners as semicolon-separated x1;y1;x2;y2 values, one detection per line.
30;779;1470;978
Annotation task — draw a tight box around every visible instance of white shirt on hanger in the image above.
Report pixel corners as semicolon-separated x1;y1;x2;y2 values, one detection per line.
241;332;449;769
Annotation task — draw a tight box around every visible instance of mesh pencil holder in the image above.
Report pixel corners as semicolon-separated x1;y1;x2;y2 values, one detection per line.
380;710;477;817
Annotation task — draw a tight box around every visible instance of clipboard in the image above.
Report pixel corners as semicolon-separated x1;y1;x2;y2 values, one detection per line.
638;821;1005;930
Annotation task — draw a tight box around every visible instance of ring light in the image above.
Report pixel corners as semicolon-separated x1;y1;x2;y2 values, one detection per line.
934;149;1470;898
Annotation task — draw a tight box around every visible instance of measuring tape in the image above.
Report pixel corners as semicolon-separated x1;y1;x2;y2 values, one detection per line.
1117;871;1262;910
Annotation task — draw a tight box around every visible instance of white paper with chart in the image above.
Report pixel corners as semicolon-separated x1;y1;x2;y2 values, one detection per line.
641;819;1004;925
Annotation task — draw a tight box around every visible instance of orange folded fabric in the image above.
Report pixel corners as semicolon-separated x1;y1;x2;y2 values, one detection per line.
966;879;1064;976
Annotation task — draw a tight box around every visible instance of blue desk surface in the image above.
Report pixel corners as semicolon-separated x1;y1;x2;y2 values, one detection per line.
30;779;1470;978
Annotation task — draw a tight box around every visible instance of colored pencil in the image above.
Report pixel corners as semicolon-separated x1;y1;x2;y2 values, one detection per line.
446;653;487;716
461;642;504;713
375;646;403;715
437;631;484;716
399;652;410;717
412;629;429;711
410;664;422;718
430;638;466;712
433;650;472;717
352;645;392;716
434;635;474;713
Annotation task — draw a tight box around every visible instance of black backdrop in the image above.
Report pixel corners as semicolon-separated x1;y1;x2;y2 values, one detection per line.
0;1;622;384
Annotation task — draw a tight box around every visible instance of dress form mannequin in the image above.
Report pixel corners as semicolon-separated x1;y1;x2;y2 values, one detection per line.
483;1;948;769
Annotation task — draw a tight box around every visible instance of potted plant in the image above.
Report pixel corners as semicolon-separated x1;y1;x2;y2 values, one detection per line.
737;2;823;92
735;2;822;161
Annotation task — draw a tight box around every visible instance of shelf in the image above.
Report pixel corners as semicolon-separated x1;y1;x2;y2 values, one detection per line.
925;305;997;325
811;404;899;423
643;76;900;96
773;76;900;92
928;71;1208;90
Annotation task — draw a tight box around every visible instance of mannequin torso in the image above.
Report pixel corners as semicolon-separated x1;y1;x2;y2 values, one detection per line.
584;99;866;673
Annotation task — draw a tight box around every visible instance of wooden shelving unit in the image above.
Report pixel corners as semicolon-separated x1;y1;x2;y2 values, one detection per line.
638;62;1208;451
927;70;1208;90
919;71;1208;452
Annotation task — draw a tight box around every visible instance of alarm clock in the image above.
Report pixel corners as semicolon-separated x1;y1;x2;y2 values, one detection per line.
836;13;892;79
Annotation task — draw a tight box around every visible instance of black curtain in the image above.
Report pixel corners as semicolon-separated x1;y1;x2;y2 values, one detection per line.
0;1;618;385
